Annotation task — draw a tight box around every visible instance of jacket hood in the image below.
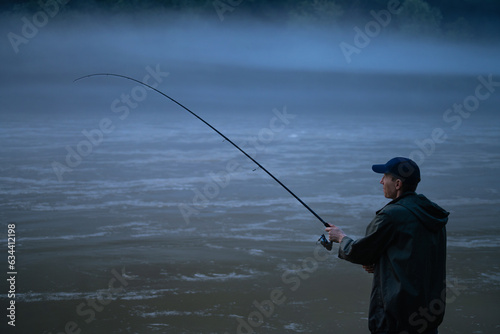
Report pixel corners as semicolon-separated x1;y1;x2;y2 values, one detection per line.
394;192;449;232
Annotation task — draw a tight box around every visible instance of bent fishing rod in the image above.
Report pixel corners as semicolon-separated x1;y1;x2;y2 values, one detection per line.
74;73;333;250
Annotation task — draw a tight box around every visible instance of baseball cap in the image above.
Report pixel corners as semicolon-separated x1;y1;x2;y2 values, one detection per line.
372;157;421;185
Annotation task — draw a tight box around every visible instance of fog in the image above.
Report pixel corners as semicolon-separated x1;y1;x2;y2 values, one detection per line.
2;12;500;120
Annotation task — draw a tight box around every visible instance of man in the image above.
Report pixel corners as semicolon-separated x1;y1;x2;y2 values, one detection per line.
326;157;449;334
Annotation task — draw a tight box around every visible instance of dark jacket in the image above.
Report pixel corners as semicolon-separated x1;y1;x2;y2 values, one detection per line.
338;192;449;334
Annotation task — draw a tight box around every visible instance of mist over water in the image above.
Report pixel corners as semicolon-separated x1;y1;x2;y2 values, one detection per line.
1;6;500;334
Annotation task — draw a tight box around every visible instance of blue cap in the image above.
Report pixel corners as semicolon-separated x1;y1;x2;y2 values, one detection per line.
372;157;421;184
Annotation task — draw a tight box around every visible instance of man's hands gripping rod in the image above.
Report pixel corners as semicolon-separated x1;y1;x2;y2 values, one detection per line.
323;224;376;274
318;223;347;251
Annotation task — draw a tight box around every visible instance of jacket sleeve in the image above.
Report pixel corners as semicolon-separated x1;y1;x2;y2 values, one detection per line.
338;211;397;265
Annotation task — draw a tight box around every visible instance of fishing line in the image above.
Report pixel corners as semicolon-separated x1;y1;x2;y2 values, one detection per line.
74;73;333;250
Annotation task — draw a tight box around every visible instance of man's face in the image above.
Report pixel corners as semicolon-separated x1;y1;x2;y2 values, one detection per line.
380;173;398;199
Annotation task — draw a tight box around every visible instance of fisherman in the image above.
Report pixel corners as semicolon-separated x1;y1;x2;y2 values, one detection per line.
326;157;449;334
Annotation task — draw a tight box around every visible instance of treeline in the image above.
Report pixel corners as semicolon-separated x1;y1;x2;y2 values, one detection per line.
2;0;499;39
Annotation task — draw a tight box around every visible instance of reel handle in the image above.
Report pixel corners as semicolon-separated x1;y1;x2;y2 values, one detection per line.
318;234;333;251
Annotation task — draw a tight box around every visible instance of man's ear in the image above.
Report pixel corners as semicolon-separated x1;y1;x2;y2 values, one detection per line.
395;178;402;190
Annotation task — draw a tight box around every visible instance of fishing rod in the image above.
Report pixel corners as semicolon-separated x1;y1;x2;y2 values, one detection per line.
74;73;333;251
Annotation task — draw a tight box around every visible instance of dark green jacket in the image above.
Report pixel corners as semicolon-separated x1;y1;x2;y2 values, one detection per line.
339;192;449;334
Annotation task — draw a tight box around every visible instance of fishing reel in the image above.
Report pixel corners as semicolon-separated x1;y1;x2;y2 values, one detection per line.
318;234;333;251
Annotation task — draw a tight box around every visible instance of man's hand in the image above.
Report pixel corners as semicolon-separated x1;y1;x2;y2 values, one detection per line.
362;264;375;273
325;224;347;243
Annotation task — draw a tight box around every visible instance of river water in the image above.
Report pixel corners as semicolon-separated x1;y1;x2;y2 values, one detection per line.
1;12;500;334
